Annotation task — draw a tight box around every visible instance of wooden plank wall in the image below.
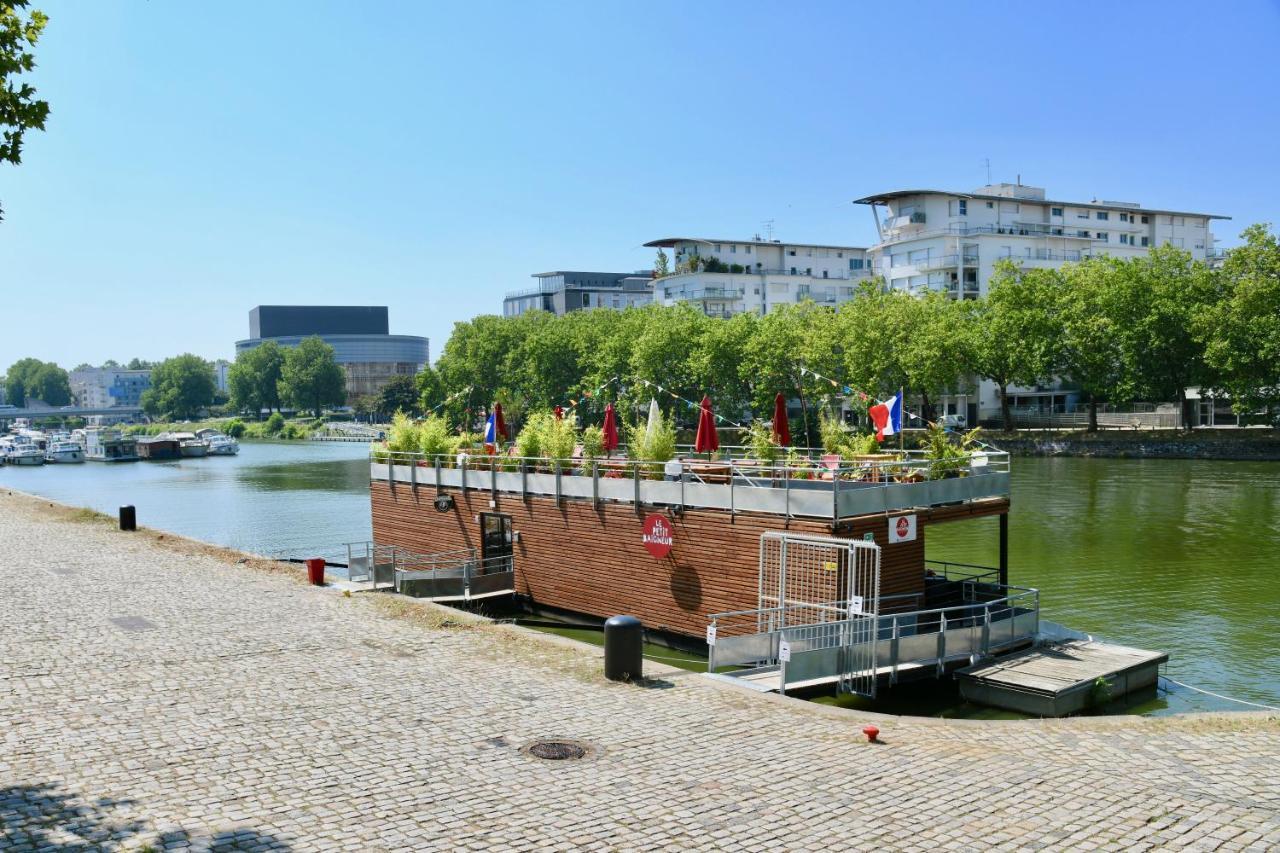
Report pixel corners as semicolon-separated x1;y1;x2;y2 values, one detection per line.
370;482;1005;639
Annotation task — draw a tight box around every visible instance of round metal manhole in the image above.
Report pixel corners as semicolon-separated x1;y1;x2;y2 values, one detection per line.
522;739;593;761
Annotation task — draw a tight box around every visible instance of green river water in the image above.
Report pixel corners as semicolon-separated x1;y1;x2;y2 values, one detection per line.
3;443;1276;716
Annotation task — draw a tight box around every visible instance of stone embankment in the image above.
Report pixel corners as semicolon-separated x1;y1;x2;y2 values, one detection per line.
986;429;1280;461
2;490;1278;851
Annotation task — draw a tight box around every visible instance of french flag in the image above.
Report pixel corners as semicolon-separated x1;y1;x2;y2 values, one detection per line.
868;391;903;442
482;411;498;450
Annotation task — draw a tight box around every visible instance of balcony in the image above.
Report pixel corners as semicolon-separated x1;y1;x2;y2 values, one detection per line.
679;287;744;301
795;289;840;304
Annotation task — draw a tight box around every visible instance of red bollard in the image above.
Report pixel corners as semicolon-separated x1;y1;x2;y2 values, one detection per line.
305;558;326;586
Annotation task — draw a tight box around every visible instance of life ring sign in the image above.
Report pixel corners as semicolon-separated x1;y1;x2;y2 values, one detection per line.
888;513;917;544
642;514;674;559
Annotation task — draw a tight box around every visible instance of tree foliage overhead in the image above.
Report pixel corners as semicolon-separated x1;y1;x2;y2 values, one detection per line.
0;0;49;220
376;373;420;418
4;356;68;406
279;336;346;417
141;354;215;419
227;340;285;415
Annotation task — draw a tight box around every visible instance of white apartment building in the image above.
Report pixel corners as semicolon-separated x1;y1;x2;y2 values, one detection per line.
855;182;1231;422
69;366;152;409
855;182;1228;300
644;237;872;317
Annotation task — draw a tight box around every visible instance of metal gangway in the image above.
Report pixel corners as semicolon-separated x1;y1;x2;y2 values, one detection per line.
390;546;515;602
707;533;1040;696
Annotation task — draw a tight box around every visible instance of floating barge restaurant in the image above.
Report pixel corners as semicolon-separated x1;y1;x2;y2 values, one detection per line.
367;447;1165;714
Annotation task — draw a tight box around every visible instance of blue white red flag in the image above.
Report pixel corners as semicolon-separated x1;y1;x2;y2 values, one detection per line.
868;391;902;442
483;411;497;447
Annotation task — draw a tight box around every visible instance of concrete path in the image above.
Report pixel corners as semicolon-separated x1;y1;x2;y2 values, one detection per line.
2;492;1278;852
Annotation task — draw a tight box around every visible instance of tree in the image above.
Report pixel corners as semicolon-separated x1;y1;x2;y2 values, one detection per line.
279;336;345;417
416;364;444;414
1105;246;1217;429
351;394;378;423
972;262;1062;432
654;249;669;277
4;357;68;406
1057;258;1128;431
125;357;152;370
1197;223;1280;415
102;359;120;368
141;354;215;419
227;341;285;416
0;1;49;222
377;373;420;418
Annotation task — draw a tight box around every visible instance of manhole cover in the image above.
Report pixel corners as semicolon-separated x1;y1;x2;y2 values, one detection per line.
522;739;592;761
109;616;157;633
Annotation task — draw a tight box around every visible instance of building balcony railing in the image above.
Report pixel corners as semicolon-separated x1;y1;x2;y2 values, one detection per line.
878;222;1101;247
371;447;1011;524
658;268;871;283
795;289;840;304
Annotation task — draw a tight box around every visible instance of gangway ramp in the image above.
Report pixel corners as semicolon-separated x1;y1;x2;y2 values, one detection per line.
956;639;1168;716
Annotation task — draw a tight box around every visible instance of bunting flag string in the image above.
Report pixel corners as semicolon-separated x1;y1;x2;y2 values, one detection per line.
797;365;930;425
634;379;749;430
429;385;474;414
559;375;623;414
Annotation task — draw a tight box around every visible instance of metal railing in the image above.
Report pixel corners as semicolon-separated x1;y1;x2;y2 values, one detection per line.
371;446;1010;522
707;583;1039;691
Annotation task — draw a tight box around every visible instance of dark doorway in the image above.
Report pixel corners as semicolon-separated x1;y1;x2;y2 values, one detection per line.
479;512;513;572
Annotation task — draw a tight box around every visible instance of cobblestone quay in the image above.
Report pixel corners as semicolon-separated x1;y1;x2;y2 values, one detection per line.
2;491;1278;851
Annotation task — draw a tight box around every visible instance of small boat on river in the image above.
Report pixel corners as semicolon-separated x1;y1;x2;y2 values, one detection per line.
1;437;45;465
197;428;240;456
170;432;210;457
45;438;86;463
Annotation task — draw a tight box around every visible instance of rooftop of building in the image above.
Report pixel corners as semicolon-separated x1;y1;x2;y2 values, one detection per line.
644;237;868;251
853;185;1230;220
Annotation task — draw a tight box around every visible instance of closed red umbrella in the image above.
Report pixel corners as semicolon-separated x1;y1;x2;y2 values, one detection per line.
694;395;720;455
772;392;791;447
602;403;619;456
493;402;508;441
554;405;564;421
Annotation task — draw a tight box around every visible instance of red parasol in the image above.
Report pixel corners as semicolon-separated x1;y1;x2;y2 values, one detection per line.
694;395;720;455
554;405;564;421
493;402;508;441
771;392;791;447
602;403;619;456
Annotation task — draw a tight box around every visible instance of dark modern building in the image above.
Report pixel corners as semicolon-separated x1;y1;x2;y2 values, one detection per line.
236;306;429;403
503;271;655;317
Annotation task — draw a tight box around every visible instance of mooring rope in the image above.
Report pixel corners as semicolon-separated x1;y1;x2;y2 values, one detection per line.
1160;676;1280;712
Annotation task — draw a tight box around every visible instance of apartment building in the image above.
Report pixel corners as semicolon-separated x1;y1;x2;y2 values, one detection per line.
854;182;1230;422
69;366;152;409
644;237;872;317
503;271;655;317
855;182;1228;299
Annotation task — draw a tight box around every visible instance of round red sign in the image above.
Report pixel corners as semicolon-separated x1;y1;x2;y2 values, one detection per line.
642;514;673;559
896;517;910;538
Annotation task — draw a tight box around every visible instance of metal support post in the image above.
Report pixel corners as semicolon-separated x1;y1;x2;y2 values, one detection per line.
999;513;1009;588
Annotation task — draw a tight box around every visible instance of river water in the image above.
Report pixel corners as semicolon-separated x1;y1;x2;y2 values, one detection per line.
3;442;1277;715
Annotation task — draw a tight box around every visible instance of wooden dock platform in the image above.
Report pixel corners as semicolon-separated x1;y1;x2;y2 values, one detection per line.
956;639;1168;716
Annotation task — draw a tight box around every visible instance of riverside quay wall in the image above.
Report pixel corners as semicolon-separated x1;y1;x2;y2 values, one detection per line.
990;429;1280;460
370;480;1008;638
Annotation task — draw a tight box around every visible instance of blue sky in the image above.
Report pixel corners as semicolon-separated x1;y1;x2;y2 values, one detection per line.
1;0;1278;371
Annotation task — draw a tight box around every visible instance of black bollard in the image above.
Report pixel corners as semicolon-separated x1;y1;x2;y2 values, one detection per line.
119;505;136;531
603;615;643;682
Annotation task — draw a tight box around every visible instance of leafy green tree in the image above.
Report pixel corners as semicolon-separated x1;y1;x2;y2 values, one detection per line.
227;341;285;416
0;1;49;222
973;262;1062;432
1057;258;1128;431
654;249;669;277
279;336;345;417
416;363;444;414
377;373;420;417
1197;223;1280;414
1106;246;1217;429
102;359;119;368
4;356;68;406
125;357;152;370
141;354;215;419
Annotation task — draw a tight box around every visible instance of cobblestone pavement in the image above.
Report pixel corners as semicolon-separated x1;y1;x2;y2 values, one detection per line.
2;493;1278;852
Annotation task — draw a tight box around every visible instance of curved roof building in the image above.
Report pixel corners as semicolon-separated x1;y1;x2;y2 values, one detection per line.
236;306;429;402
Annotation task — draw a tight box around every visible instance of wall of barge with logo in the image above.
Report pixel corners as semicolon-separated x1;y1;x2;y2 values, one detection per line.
371;481;941;639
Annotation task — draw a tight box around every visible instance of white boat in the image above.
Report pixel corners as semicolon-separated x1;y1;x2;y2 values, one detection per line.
196;429;240;456
167;432;210;458
2;438;45;465
45;439;86;463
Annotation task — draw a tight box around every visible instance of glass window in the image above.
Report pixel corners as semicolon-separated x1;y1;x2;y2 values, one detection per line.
1141;215;1149;224
730;244;736;253
1096;212;1109;221
744;245;751;254
714;244;721;252
1141;236;1149;246
1120;213;1129;222
788;249;796;256
1096;232;1109;242
1051;207;1064;217
986;201;994;209
949;199;967;216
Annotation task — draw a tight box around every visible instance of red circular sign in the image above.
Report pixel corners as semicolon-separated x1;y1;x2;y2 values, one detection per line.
896;517;910;538
642;514;673;559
